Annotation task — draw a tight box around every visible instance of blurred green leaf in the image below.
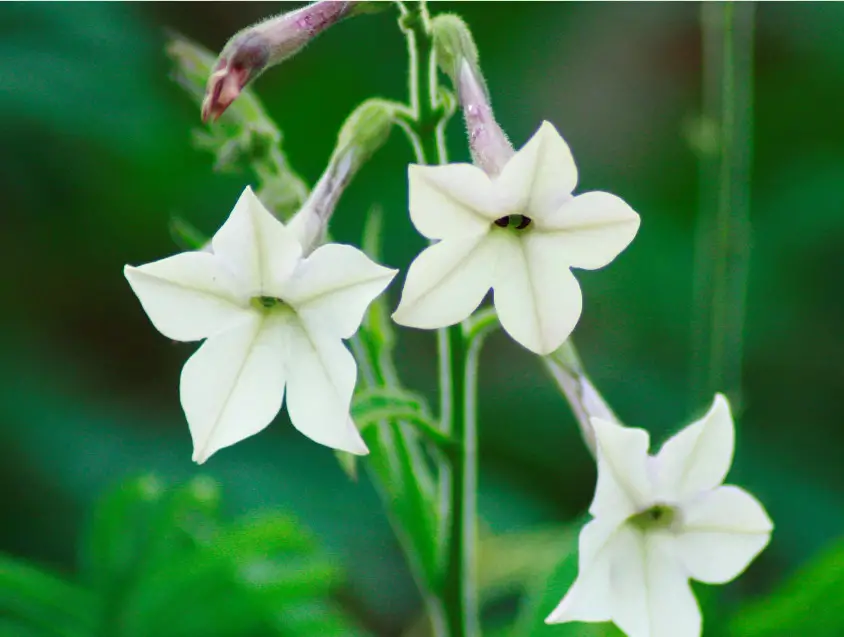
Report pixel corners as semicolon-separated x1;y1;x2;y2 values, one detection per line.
0;553;98;637
80;474;166;594
729;537;844;637
0;619;56;637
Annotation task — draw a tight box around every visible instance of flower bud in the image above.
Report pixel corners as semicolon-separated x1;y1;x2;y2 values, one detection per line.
202;1;384;122
432;15;513;176
288;99;397;252
431;14;481;89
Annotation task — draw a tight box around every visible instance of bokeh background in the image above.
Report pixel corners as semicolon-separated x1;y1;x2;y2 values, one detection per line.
2;2;843;636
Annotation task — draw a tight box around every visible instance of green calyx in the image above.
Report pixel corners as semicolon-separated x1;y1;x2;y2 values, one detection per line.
628;504;677;531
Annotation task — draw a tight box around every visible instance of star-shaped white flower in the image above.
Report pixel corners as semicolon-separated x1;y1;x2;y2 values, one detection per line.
392;121;640;355
124;187;396;463
546;394;773;637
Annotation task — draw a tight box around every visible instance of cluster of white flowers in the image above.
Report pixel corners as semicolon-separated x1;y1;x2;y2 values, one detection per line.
127;41;771;635
126;121;638;459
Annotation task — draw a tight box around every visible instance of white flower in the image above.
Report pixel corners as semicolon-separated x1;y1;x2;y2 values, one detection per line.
392;121;640;355
546;394;773;637
124;187;396;463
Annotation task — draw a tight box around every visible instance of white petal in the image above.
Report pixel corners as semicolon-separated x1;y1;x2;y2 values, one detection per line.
124;252;251;342
676;485;773;584
590;418;653;520
654;394;734;501
211;186;303;295
492;232;583;355
284;318;368;455
392;232;499;329
612;530;701;637
495;120;578;221
408;164;501;240
535;191;641;270
181;314;287;464
283;243;397;339
546;519;619;624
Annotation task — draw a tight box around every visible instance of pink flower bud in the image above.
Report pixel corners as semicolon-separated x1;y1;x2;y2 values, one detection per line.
201;1;372;122
457;59;514;176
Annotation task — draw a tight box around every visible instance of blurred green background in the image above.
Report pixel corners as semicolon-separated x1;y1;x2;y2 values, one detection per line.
2;2;843;636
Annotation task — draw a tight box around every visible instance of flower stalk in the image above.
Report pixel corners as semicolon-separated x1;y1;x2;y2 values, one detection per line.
399;3;477;636
691;2;755;410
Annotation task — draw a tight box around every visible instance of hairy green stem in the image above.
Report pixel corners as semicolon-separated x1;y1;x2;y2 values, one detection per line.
399;3;476;636
692;2;755;409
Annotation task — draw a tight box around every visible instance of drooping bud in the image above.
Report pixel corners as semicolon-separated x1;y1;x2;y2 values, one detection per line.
167;33;308;219
431;15;513;176
288;99;398;252
201;1;386;122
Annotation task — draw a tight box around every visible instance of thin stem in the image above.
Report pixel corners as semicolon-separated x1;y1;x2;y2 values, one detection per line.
542;342;619;459
399;3;476;636
692;2;755;409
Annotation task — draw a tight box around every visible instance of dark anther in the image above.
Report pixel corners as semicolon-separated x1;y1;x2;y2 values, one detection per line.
515;215;532;230
493;214;532;230
258;296;278;308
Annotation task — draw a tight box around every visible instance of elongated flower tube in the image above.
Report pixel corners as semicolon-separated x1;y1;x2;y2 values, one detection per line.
202;0;385;121
288;98;397;252
547;394;773;637
125;187;396;463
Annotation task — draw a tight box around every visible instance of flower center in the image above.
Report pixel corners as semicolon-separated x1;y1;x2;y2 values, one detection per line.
250;295;287;312
493;214;532;230
627;503;677;531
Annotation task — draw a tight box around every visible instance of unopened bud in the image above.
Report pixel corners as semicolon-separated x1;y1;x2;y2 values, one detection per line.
431;14;481;89
202;1;383;122
288;99;397;252
432;15;513;176
457;60;514;177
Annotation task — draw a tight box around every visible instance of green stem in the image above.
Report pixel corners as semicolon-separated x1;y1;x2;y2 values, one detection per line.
399;3;476;636
692;2;755;409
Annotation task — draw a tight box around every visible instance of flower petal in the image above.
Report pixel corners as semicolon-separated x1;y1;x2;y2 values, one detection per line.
590;418;653;520
535;191;640;270
284;317;368;454
612;530;702;637
676;485;773;584
546;519;618;624
492;232;582;355
211;186;303;295
408;164;501;240
124;252;251;342
495;120;578;221
181;314;287;464
654;393;735;501
392;232;499;329
283;243;397;339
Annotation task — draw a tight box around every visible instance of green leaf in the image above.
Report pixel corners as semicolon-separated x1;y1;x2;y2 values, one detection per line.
729;537;844;637
144;475;222;568
0;618;57;637
117;511;362;637
80;474;166;594
0;552;98;637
